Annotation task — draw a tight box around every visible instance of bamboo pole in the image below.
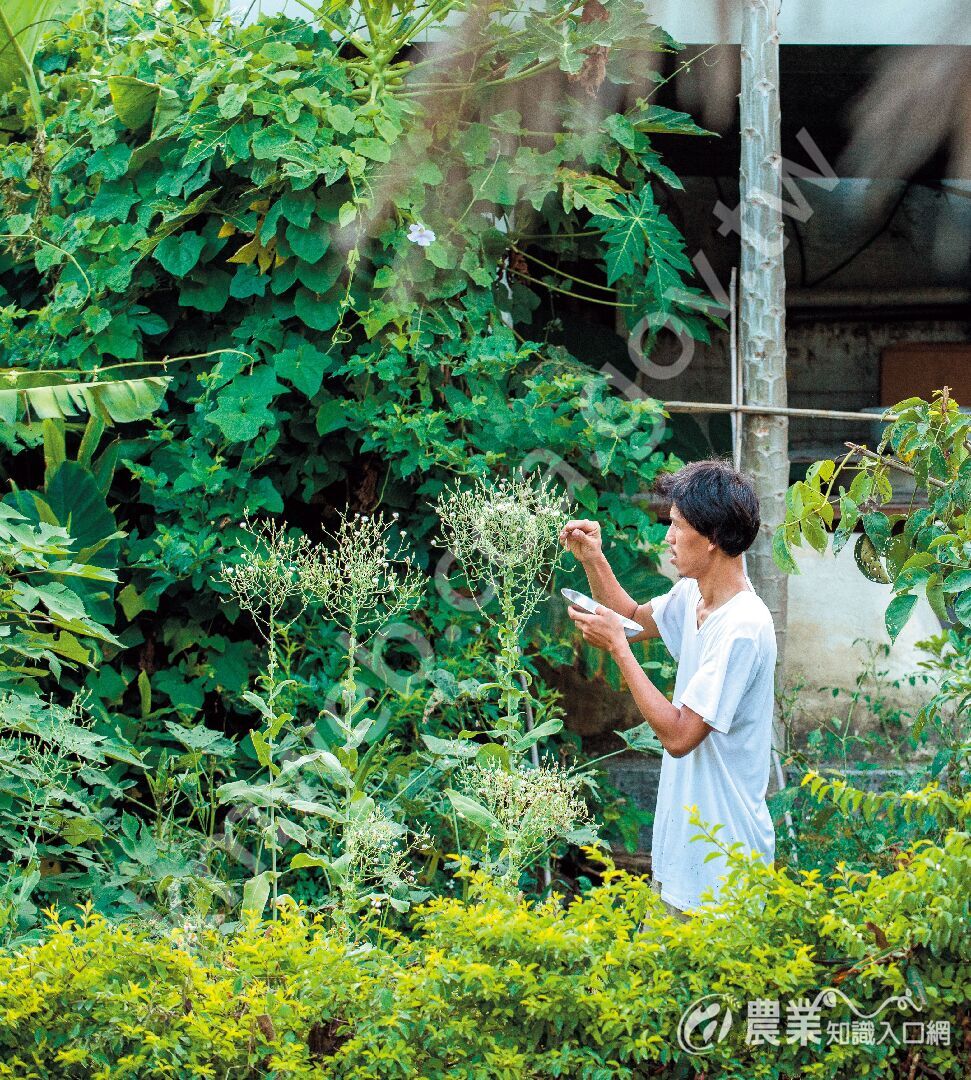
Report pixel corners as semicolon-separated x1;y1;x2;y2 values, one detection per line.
664;401;899;424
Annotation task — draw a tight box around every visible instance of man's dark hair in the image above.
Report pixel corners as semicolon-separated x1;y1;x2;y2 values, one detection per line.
653;458;760;557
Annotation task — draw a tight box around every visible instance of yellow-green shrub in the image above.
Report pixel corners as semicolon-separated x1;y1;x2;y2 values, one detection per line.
1;834;968;1079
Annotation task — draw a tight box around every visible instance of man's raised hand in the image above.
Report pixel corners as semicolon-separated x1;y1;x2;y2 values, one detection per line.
559;519;603;564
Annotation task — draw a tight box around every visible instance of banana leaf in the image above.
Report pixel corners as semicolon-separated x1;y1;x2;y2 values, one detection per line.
0;374;171;424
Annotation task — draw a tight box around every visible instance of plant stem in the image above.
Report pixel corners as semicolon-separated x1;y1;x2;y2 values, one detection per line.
0;9;44;133
844;441;947;491
509;266;636;308
289;0;373;56
510;244;618;293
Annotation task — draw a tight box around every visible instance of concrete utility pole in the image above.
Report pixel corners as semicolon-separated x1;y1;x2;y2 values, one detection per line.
739;0;789;765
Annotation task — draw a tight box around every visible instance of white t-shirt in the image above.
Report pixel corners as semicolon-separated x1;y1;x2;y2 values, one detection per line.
647;574;776;912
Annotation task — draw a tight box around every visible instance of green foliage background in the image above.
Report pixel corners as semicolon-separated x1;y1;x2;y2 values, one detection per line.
0;0;728;920
0;8;969;1060
0;1;721;729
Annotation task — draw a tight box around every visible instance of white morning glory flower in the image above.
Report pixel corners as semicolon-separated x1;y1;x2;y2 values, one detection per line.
407;222;436;247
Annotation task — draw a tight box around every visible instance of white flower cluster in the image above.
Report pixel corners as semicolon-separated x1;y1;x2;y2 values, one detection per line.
217;513;310;634
341;801;428;902
461;759;591;884
435;471;571;630
301;509;424;640
438;473;565;573
215;509;424;646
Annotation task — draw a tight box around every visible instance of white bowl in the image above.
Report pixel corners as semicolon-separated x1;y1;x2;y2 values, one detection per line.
561;588;645;638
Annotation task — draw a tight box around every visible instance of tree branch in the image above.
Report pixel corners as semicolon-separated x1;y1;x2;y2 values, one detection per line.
843;442;947;491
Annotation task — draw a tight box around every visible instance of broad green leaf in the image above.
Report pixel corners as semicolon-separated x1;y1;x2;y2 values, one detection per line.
563;822;600;845
118;583;149;620
806;458;836;484
942;569;971;593
32;581;88;622
445;789;502;833
137;188;221;258
420;733;482;759
954;589;971;628
558;169;624;218
296;254;342;293
285;221;330;263
250;728;273;769
293;287;340;331
241;870;276;917
326;104;354;133
279;749;351;786
574;482;598;513
831;522;853;557
155;231;206;276
772;527;799;574
290;853;329;870
164;720;235;758
207;365;281;442
215;779;277;806
275;815;307;846
854;534;890;584
632;104;712;137
593;186;692;318
617;722;663;756
512;717;563;752
0;375;171;425
862;512;892;555
275;340;333;398
925;573;948;623
315;398;346;436
59;817;105;846
885;592;918;642
107;76;160;130
801;514;828;554
217;82;248;119
240;691;273;719
285;799;338;817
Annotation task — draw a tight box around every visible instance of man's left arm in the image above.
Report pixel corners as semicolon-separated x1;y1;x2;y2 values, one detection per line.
568;604;713;758
612;645;714;758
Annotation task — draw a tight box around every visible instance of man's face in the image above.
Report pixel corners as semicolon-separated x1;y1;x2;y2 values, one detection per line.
666;504;714;578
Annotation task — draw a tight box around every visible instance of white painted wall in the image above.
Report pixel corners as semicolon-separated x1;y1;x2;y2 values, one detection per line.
783;543;943;721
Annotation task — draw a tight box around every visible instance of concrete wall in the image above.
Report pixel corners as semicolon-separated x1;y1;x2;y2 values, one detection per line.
778;544;944;727
644;1;971;45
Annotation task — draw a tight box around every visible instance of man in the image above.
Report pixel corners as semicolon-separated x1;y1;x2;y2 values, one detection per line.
561;458;776;919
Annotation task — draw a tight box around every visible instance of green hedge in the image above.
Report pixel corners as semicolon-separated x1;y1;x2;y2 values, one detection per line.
2;834;968;1079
